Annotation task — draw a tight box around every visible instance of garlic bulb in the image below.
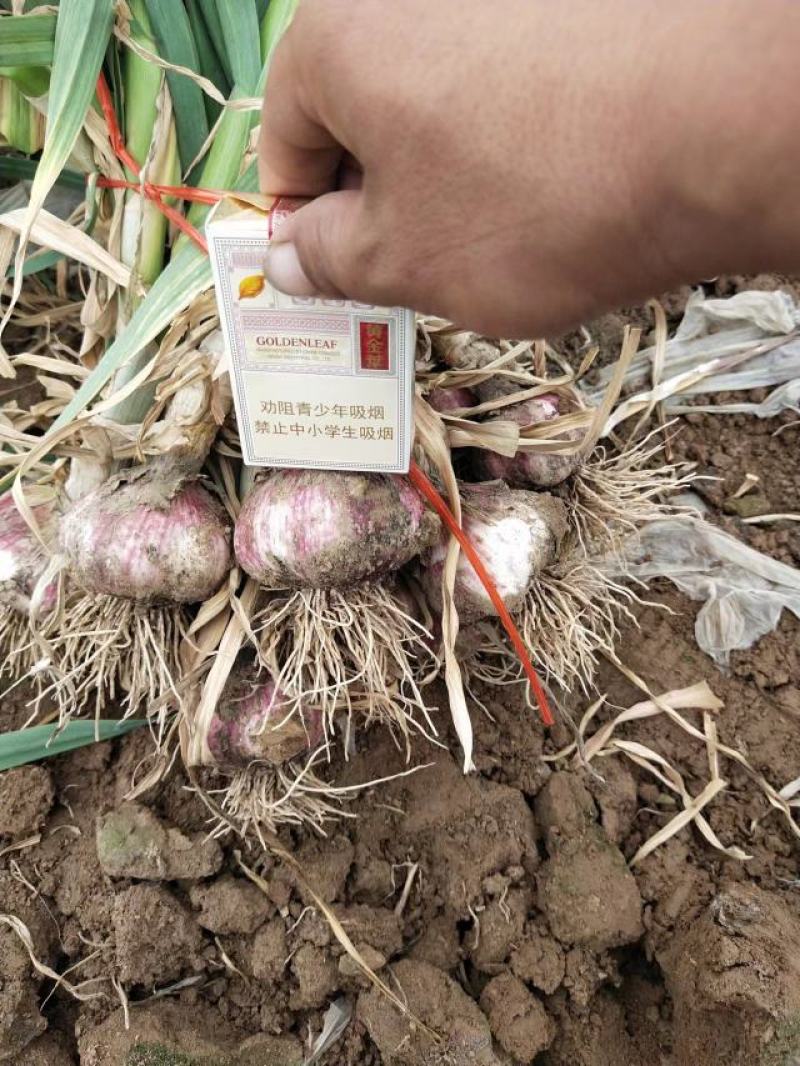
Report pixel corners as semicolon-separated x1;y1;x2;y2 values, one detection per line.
60;477;232;604
207;674;324;768
0;493;57;616
234;469;440;590
426;385;477;414
421;481;567;622
475;394;583;488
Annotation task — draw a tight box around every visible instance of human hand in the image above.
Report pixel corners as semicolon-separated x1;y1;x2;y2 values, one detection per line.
259;0;800;337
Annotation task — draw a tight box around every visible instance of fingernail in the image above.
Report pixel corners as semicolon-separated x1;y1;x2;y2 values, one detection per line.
264;242;319;297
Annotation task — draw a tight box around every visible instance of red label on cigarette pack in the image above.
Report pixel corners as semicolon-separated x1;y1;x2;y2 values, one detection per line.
359;321;390;370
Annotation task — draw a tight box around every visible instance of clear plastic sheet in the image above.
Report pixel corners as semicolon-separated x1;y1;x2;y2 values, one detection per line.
584;289;800;429
617;517;800;664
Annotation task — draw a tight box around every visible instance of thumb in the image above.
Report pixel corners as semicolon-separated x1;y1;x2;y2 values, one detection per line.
264;189;374;302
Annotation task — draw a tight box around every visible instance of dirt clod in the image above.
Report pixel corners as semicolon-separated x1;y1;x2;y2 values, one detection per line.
237;1033;304;1065
469;888;529;974
339;943;386;982
0;765;53;839
189;874;271;935
543;988;640;1066
398;754;538;912
0;871;58;978
336;903;403;958
351;849;394;904
293;833;354;904
538;827;643;950
289;942;338;1010
0;978;46;1062
510;929;566;994
250;917;288;984
12;1033;75;1066
660;883;800;1066
96;803;222;882
77;1002;237;1066
481;972;556;1063
534;772;597;851
0;870;57;1060
584;760;638;846
359;958;497;1065
113;885;205;987
563;946;614;1012
409;914;462;972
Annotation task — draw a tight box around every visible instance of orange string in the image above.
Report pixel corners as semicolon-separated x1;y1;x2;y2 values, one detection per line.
95;73;208;253
96;177;224;205
94;73;553;727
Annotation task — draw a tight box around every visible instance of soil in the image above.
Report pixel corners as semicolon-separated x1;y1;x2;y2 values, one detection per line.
1;276;799;1065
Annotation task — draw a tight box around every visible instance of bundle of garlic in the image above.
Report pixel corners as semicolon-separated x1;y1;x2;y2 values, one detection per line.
17;355;236;731
418;326;687;702
195;665;346;841
0;0;691;854
233;468;441;754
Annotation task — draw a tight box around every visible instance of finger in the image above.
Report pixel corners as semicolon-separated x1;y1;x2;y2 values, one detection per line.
258;24;344;197
265;189;382;302
338;152;363;191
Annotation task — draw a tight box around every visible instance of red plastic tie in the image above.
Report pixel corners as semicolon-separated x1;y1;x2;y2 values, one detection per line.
95;73;552;726
96;177;224;205
95;73;209;253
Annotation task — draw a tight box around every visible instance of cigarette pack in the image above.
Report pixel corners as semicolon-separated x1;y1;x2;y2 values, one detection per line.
207;196;415;473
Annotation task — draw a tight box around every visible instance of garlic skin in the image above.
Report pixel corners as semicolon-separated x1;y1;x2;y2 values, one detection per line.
207;675;323;768
421;481;567;623
60;477;232;604
234;469;440;590
156;366;229;476
65;428;113;503
475;394;583;488
434;331;499;370
426;385;477;414
0;493;57;615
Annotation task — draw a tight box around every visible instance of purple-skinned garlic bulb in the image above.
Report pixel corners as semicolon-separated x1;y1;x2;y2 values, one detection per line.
207;674;324;768
232;468;441;755
61;477;231;604
51;475;233;720
234;469;439;590
426;385;477;415
475;393;584;488
0;492;58;618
